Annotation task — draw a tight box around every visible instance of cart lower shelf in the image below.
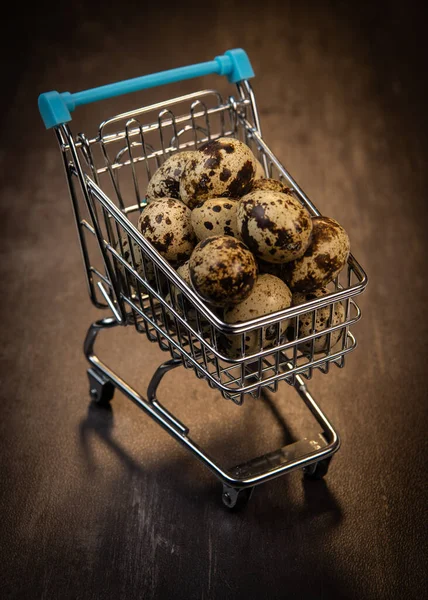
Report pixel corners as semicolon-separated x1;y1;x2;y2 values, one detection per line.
85;317;340;509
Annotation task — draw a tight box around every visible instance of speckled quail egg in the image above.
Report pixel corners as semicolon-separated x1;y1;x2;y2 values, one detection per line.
169;261;220;334
179;137;257;207
115;235;170;296
115;236;144;280
189;235;257;307
174;260;221;314
251;178;292;194
171;260;195;318
220;274;292;358
176;260;192;286
282;216;350;292
138;198;195;262
237;189;313;263
254;158;265;179
146;151;198;203
288;287;346;353
191;198;239;241
162;263;192;335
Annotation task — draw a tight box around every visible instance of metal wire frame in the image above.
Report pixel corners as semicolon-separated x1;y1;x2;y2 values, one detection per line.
54;83;368;404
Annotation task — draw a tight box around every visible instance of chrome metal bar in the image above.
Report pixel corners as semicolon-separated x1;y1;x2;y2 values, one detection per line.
230;434;331;480
95;106;235;153
55;127;106;310
95;130;235;174
98;89;229;134
61;124;126;322
96;281;123;324
237;80;263;136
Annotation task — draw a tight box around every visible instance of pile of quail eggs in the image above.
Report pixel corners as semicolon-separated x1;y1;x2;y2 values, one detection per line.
132;137;350;358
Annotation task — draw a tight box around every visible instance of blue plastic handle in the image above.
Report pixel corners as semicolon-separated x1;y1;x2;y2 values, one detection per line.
38;48;254;129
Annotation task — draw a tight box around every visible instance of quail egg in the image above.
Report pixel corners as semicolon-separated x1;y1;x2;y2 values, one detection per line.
282;216;350;292
170;261;221;334
176;260;192;286
220;274;292;358
251;178;292;194
138;198;195;262
237;189;313;263
191;198;239;241
288;287;346;353
254;157;265;179
189;235;257;307
114;235;171;296
180;137;257;207
162;263;193;334
115;235;144;280
146;151;198;203
172;260;196;319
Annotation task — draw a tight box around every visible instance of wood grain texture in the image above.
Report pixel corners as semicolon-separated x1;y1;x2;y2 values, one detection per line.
1;1;427;599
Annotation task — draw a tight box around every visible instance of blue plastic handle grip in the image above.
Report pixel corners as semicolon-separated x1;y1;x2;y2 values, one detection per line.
38;48;254;129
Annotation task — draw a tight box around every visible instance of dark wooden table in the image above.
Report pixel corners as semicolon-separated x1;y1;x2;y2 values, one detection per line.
1;1;427;598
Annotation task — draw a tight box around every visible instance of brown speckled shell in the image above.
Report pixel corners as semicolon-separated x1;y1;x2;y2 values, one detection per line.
282;216;350;292
116;236;144;279
289;287;345;353
237;190;313;263
180;137;257;207
176;260;192;286
191;198;239;241
254;158;265;179
251;178;292;194
220;274;292;358
171;260;196;321
115;236;170;294
138;198;195;262
189;235;257;307
146;151;198;203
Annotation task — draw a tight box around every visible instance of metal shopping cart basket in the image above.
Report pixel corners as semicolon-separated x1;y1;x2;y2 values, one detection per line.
39;49;368;508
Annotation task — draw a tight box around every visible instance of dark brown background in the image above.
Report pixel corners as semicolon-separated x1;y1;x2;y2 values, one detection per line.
1;1;427;599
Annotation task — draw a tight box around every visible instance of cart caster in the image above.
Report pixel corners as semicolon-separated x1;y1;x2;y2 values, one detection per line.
87;368;115;406
222;485;254;510
303;457;332;480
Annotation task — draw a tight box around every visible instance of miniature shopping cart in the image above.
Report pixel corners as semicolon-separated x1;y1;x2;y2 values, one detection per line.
39;49;368;508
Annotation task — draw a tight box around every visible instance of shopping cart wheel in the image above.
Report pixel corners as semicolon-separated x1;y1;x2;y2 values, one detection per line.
303;457;332;480
87;368;115;406
222;485;254;510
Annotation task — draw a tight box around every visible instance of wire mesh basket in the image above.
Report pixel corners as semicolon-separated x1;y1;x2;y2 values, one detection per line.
39;49;368;507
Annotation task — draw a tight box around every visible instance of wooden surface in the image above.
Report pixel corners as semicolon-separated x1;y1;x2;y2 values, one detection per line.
1;1;427;598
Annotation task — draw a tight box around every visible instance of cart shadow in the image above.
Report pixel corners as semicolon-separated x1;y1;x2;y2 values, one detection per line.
256;473;343;526
79;401;146;476
78;387;297;477
78;400;223;508
259;388;297;444
78;399;343;526
78;386;297;485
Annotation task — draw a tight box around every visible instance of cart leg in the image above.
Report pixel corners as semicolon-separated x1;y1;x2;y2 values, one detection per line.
222;484;254;510
303;456;332;480
87;367;115;405
84;318;119;404
84;317;119;359
147;358;183;402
